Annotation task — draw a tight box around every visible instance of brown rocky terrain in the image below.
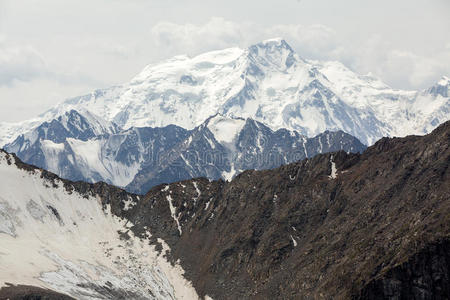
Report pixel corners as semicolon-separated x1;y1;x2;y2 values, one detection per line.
0;284;74;300
1;120;449;299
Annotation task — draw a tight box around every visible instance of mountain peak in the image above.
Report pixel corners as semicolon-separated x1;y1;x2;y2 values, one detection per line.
250;38;294;53
247;38;299;69
59;109;120;136
259;37;288;46
438;75;450;86
427;75;449;97
5;109;120;154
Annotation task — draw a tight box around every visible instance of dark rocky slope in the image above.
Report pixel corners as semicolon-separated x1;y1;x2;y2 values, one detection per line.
128;120;449;299
0;284;75;300
356;240;450;299
1;120;449;299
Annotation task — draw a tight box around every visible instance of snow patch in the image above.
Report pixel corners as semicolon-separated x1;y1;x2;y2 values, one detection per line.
290;235;298;247
207;115;245;147
328;155;337;179
204;198;212;211
222;164;237;182
122;195;135;211
166;195;182;235
40;140;65;171
192;181;201;204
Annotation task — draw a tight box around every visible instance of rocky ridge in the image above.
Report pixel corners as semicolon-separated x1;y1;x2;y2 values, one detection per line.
5;110;366;194
1;121;449;299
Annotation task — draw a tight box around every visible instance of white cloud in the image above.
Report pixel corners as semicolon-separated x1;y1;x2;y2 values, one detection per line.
150;18;450;90
151;17;247;56
383;51;438;88
0;39;48;86
265;24;343;60
0;78;95;122
348;35;450;89
149;18;343;60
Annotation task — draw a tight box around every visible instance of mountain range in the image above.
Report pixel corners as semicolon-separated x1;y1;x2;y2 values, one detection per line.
1;120;448;299
4;110;365;194
0;38;448;147
0;38;449;299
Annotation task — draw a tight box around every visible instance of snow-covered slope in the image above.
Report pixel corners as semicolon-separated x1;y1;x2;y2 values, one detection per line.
0;119;44;150
0;150;198;299
5;112;366;194
1;39;449;146
207;115;246;147
313;62;450;139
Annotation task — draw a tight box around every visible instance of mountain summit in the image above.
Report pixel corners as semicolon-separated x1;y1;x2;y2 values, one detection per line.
427;76;449;97
0;39;449;146
247;38;300;69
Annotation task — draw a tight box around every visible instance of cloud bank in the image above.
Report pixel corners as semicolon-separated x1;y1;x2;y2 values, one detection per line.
150;17;450;90
0;39;48;86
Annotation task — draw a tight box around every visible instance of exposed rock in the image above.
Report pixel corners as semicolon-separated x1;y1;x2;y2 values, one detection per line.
6;112;366;194
0;284;75;300
356;240;450;299
127;120;449;299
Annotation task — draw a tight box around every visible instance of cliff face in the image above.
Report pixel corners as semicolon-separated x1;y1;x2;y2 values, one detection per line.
356;240;450;300
1;121;449;299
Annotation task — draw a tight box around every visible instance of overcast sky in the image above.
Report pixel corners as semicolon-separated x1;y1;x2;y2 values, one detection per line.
0;0;449;122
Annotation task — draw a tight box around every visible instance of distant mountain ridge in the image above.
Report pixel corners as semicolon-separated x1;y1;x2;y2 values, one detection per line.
0;38;448;147
5;110;366;194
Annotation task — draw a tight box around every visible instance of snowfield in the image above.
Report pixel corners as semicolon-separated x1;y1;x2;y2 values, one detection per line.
0;39;448;147
0;151;198;300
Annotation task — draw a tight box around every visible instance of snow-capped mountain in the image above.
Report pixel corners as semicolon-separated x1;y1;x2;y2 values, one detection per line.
0;39;448;146
5;111;365;194
0;150;198;299
5;110;188;188
128;114;365;193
